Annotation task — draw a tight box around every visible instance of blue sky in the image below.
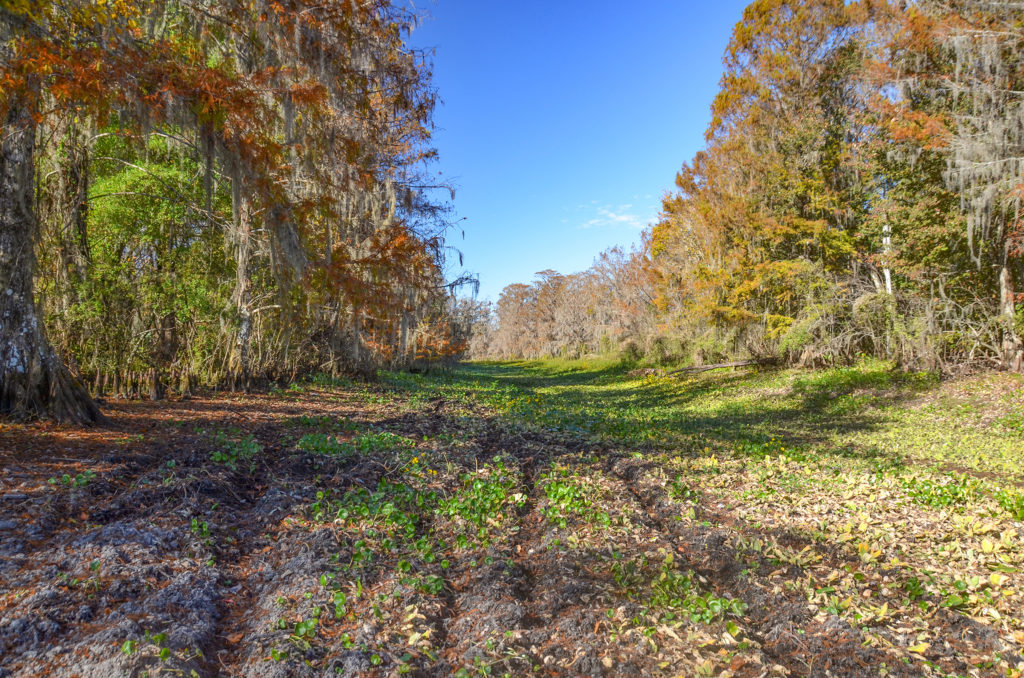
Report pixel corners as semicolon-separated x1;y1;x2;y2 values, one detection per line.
410;1;751;301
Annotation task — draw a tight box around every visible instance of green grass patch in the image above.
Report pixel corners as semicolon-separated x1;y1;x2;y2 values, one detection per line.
387;358;1022;483
296;430;415;459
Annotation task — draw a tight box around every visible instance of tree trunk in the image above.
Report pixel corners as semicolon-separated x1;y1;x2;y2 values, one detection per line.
230;189;253;391
0;99;102;424
400;312;410;365
999;241;1023;371
150;367;167;400
881;223;893;295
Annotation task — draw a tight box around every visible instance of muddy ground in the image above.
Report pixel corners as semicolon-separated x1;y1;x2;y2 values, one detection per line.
0;376;1020;677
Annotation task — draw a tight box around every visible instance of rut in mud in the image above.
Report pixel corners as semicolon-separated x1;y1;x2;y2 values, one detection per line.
0;368;1022;677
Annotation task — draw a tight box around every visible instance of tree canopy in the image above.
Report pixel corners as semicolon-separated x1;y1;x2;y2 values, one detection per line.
1;0;468;422
476;0;1024;373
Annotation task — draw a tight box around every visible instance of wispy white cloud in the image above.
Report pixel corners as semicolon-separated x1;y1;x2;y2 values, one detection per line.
576;203;653;230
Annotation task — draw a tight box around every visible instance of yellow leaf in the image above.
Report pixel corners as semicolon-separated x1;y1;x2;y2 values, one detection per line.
908;643;929;654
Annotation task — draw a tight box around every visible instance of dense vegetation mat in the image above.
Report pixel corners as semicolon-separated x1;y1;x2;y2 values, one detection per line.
1;361;1022;677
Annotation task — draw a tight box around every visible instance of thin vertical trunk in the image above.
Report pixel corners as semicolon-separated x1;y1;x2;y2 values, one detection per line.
881;223;893;296
400;312;409;362
231;188;253;390
351;308;370;376
0;98;101;424
59;117;92;283
999;240;1022;371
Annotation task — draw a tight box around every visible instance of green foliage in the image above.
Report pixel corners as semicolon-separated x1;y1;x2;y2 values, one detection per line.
539;466;608;528
49;132;234;381
295;433;351;457
438;457;525;542
48;470;96;487
648;554;747;624
309;480;435;543
995;488;1024;521
899;474;982;509
611;552;748;627
289;414;360;431
210;431;261;472
190;518;210;538
346;431;416;455
667;475;699;502
297;430;415;461
291;618;317;641
735;437;803;462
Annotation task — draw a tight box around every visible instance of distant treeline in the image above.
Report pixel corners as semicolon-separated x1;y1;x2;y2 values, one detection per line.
1;2;469;423
473;1;1024;372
